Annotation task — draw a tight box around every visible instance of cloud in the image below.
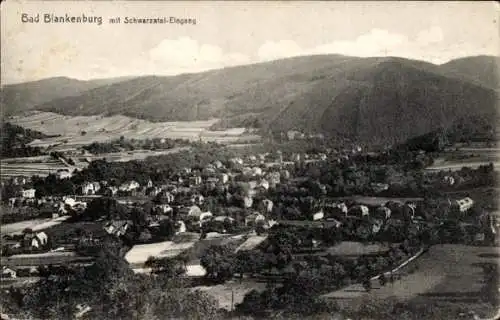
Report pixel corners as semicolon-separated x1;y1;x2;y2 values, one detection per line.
256;27;453;64
416;26;444;45
258;40;304;61
148;37;249;73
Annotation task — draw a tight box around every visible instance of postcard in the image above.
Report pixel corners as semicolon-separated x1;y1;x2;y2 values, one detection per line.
1;1;499;319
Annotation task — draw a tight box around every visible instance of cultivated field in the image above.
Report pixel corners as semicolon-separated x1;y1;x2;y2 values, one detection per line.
125;240;197;267
322;244;500;319
330;196;423;206
1;216;71;235
426;147;499;172
235;235;268;252
1;251;94;268
1;157;70;180
9;111;261;147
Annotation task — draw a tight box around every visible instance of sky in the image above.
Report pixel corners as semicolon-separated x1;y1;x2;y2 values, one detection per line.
1;1;499;84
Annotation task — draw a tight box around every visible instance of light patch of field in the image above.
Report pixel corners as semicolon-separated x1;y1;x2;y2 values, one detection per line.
325;241;391;257
426;161;500;171
125;240;197;266
192;280;267;311
10;111;261;147
322;245;499;318
82;147;191;163
1;156;71;180
1;216;71;235
235;235;268;252
330;196;423;206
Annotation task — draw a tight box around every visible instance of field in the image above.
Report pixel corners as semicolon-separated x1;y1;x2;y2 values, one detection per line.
235;235;268;252
321;244;500;319
1;251;94;268
330;196;424;206
1;156;71;180
426;147;500;172
1;216;71;235
192;279;267;311
9;111;261;147
125;240;197;267
325;241;391;257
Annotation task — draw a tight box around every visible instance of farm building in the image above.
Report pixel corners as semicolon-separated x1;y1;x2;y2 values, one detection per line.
23;231;48;249
453;197;475;213
21;188;36;199
119;180;140;192
312;210;324;221
2;266;17;278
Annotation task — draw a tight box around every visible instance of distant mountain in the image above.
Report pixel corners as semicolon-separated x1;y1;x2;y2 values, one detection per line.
5;54;499;145
439;55;500;90
0;76;130;116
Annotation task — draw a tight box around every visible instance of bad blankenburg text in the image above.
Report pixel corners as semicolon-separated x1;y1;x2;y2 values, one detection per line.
21;13;198;26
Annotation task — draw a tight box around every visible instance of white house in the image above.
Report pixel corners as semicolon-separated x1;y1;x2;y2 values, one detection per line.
56;169;73;179
258;179;270;191
21;188;36;199
213;160;224;169
252;167;263;176
81;181;101;195
443;175;455;186
188;209;213;227
243;196;253;209
261;199;274;213
190;176;203;185
2;266;17;278
220;173;229;184
312;210;324;221
28;232;48;248
454;197;475;213
119;180;140;192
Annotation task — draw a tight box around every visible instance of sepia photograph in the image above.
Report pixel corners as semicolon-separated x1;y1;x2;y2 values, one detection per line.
0;1;499;319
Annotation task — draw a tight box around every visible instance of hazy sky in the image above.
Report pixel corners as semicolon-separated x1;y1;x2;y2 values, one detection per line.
1;1;499;84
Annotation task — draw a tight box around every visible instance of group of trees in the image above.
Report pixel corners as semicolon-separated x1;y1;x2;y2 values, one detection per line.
1;243;223;320
82;136;191;154
1;122;50;158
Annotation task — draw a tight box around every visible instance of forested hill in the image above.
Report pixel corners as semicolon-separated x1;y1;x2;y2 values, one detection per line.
0;122;51;158
3;54;499;145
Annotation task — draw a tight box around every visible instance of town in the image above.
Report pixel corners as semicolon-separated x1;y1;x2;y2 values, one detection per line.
1;126;499;319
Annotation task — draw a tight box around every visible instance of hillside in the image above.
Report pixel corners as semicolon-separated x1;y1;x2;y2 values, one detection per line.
0;76;130;116
439;55;500;90
6;54;500;145
0;122;52;158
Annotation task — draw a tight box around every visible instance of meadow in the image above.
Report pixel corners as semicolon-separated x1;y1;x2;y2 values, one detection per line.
10;111;261;148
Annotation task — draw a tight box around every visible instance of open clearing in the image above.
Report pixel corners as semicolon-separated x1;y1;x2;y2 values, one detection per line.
125;240;197;267
322;244;499;319
325;241;391;257
192;280;267;311
1;216;71;235
1;251;93;268
9;111;261;147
